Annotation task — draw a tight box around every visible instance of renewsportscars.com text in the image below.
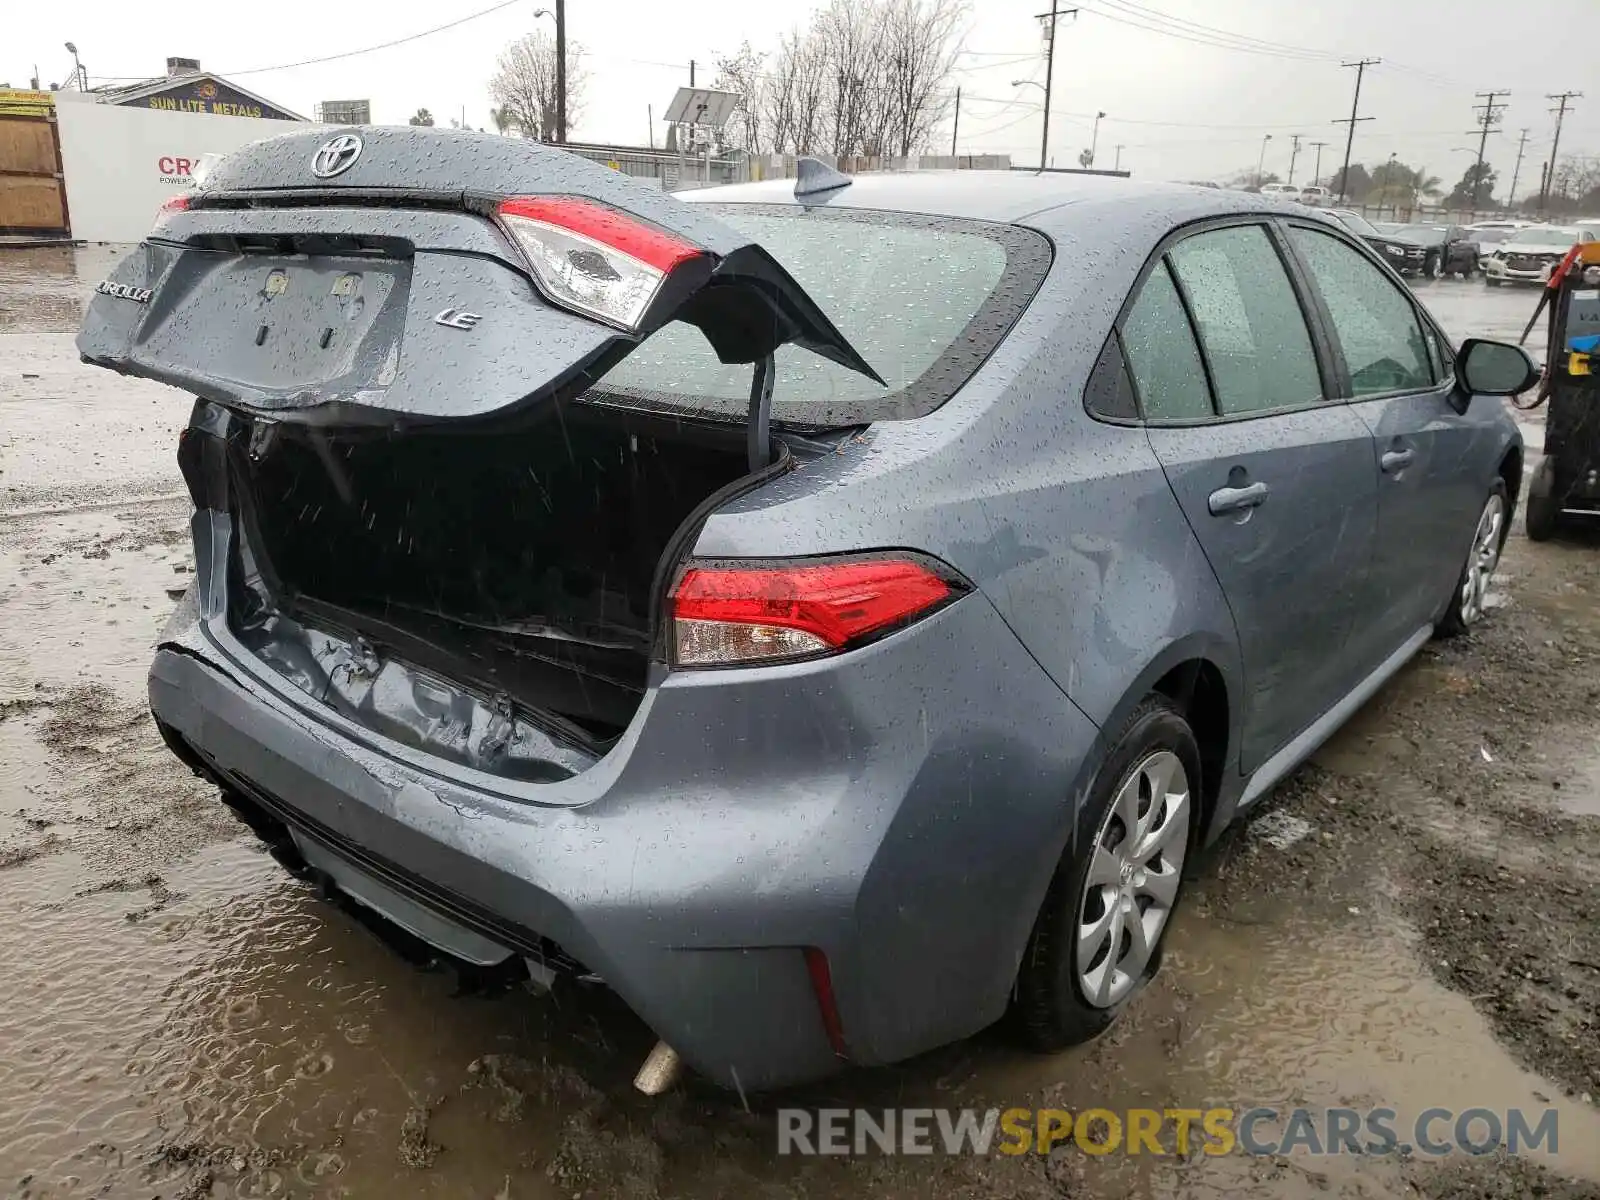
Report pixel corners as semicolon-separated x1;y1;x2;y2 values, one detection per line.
776;1106;1559;1158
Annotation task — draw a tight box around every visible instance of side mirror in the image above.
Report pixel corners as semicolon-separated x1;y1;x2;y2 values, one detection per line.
1458;338;1540;398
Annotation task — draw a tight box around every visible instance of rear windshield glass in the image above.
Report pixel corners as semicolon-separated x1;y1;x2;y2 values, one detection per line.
582;205;1051;427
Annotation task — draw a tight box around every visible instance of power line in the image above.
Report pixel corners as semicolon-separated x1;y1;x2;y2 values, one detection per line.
1469;90;1509;196
1539;91;1582;212
215;0;525;77
1333;58;1380;202
1089;0;1341;59
1036;1;1079;170
1507;128;1529;208
1076;2;1336;61
1310;140;1329;184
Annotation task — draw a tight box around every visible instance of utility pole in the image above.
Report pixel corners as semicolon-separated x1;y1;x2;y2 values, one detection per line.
554;0;567;143
1036;0;1079;171
1506;128;1529;210
1287;134;1303;185
951;87;960;160
1539;91;1581;213
689;60;695;87
1334;58;1380;203
1311;140;1328;185
1469;90;1509;206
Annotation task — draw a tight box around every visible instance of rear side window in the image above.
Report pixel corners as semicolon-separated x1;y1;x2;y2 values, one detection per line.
1121;261;1212;420
1168;225;1324;416
585;206;1051;427
1289;226;1433;396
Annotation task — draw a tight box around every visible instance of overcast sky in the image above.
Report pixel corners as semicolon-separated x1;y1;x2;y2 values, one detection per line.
6;0;1595;188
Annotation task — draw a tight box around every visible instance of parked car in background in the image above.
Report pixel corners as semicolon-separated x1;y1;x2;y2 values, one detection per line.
1468;225;1514;270
1404;225;1480;277
1300;185;1330;206
1258;182;1304;201
1484;224;1598;285
1466;219;1532;233
77;132;1536;1090
1326;209;1428;274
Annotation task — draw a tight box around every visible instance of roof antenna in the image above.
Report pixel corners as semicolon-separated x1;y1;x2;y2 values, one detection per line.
794;156;853;201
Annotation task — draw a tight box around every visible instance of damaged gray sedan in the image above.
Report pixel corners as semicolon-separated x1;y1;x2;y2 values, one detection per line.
80;127;1535;1091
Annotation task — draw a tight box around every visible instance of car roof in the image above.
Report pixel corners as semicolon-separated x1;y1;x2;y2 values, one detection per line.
676;170;1285;229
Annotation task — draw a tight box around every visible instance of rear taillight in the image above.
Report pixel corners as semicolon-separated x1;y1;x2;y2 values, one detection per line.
152;192;189;231
497;196;706;330
670;554;966;668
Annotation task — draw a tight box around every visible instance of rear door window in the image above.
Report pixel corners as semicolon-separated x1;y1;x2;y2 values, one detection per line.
1121;260;1213;420
1288;225;1434;396
1167;225;1325;416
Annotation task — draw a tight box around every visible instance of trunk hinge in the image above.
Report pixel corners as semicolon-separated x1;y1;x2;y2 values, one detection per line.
746;352;774;474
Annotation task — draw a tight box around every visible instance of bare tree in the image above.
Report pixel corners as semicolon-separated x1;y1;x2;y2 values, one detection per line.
757;27;824;154
408;108;434;127
813;0;892;157
880;0;965;156
488;32;586;141
745;0;964;160
712;41;767;154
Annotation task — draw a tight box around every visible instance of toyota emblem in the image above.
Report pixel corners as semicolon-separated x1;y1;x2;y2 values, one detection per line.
311;133;363;179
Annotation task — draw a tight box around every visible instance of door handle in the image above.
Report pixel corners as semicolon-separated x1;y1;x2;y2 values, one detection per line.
1208;480;1271;515
1381;448;1416;473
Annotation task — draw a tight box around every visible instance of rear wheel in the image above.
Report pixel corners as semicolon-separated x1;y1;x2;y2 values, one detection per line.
1013;696;1199;1050
1437;480;1509;637
1525;460;1560;542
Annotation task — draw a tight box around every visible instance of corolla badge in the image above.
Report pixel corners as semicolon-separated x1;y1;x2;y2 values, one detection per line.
95;280;152;303
311;133;363;179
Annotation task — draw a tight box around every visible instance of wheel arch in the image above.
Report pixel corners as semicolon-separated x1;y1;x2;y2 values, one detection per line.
1093;634;1243;846
1497;442;1523;529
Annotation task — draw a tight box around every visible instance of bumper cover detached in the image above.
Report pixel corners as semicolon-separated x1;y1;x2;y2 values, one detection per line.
150;590;1100;1090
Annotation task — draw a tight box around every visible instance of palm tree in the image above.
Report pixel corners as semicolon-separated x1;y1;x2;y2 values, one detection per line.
490;104;518;136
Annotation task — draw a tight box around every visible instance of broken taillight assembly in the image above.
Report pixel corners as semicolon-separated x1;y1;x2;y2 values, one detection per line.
151;192;190;231
496;195;707;331
669;554;969;668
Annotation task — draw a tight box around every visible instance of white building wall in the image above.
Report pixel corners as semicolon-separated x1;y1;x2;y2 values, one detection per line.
54;96;323;242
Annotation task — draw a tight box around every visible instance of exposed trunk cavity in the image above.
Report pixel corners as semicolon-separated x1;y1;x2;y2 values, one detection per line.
229;404;761;768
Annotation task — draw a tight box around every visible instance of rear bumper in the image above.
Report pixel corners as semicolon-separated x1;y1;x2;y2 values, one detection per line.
151;586;1101;1090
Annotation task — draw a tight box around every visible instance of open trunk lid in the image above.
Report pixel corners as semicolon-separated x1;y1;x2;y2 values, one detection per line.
77;126;878;427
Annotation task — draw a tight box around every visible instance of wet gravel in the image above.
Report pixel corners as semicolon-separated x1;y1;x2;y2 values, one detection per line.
1;246;1596;1199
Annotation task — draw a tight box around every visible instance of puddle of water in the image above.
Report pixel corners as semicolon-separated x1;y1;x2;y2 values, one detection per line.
0;503;192;695
1555;754;1600;818
956;902;1600;1193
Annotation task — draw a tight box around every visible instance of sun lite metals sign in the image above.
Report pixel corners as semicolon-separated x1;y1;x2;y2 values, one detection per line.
122;77;300;121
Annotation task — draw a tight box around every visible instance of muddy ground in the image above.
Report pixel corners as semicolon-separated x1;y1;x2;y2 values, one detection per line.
1;246;1596;1199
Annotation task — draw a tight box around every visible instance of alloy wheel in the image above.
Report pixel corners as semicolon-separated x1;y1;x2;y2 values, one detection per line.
1076;749;1190;1008
1458;492;1506;625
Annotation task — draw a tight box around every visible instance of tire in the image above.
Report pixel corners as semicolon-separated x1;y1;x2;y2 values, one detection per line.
1013;695;1201;1051
1426;252;1443;279
1436;479;1510;637
1486;276;1502;287
1525;460;1560;543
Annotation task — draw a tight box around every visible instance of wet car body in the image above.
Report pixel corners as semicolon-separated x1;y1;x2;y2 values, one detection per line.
81;128;1527;1090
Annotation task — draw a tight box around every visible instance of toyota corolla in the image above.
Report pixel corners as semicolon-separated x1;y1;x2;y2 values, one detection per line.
79;128;1536;1091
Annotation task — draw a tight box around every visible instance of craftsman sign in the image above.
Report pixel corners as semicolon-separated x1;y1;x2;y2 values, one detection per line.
124;76;299;121
157;155;204;185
